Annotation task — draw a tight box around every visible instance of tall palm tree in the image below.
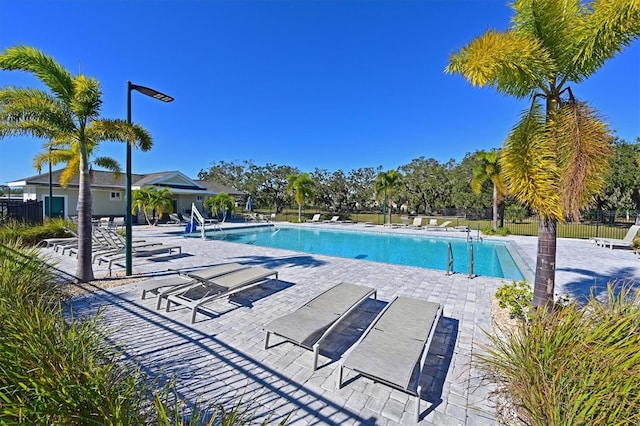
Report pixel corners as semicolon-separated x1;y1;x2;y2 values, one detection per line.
374;170;403;225
0;45;153;282
132;187;173;226
447;0;638;309
286;172;315;222
471;150;507;231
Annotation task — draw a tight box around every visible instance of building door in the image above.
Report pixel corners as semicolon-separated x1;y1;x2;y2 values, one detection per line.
44;196;65;218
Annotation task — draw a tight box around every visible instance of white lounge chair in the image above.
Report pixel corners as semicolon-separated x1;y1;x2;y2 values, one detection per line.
338;296;443;423
165;266;278;323
426;220;452;230
97;244;183;275
324;216;341;224
306;214;321;223
592;225;640;249
407;217;424;228
264;283;377;370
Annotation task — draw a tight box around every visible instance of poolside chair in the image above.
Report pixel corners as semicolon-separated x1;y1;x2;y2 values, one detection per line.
324;215;341;224
165;266;278;323
306;214;321;223
592;225;640;249
169;213;188;224
264;283;377;370
407;217;424;228
97;244;183;275
138;262;249;309
427;220;452;231
338;296;443;423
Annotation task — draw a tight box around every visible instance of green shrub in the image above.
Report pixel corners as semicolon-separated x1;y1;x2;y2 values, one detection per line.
632;236;640;252
0;218;75;246
495;280;533;320
480;283;640;425
0;242;284;425
504;204;529;223
482;226;510;236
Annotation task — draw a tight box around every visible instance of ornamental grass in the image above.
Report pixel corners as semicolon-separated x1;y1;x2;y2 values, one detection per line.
480;283;640;426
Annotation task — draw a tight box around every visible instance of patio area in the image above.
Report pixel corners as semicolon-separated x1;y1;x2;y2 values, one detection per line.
48;221;640;425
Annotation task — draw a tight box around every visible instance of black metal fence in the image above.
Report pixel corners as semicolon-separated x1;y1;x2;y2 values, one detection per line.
0;200;43;225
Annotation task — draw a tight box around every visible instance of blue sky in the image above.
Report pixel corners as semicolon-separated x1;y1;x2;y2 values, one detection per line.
1;0;639;185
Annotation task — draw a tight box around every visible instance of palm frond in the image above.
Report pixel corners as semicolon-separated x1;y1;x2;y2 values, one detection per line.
501;102;562;220
573;0;640;78
60;155;80;188
93;157;122;177
446;30;555;98
88;119;153;151
0;87;75;133
511;0;585;83
555;100;613;220
0;45;73;103
70;75;102;120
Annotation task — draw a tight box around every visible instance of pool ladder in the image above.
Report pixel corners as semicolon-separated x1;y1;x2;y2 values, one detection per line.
445;242;475;279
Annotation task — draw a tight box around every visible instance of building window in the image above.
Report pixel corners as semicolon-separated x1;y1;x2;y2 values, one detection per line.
110;191;122;201
196;195;204;201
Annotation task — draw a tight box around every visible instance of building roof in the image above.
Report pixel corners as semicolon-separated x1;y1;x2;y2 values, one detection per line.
8;169;245;197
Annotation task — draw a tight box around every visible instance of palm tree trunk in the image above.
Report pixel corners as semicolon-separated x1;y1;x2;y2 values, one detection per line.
533;218;556;310
75;163;95;282
298;204;302;223
492;185;498;231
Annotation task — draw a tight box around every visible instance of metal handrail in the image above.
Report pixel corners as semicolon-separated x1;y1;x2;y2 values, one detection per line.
446;243;454;276
468;243;475;279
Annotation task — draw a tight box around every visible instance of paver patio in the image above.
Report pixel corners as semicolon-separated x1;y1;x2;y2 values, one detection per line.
48;222;640;425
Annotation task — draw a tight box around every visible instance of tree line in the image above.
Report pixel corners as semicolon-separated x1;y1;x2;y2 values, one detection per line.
197;137;639;217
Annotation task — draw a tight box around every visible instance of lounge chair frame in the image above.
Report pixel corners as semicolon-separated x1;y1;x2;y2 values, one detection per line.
166;266;278;323
338;296;443;423
264;283;377;370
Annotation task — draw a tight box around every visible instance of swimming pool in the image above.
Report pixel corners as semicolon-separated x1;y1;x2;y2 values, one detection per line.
204;225;525;280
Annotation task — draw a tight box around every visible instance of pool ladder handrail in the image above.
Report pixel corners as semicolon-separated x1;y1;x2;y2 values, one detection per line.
446;241;476;278
190;203;225;239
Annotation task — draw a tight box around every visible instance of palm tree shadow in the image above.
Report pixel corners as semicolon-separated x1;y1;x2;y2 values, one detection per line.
557;266;640;302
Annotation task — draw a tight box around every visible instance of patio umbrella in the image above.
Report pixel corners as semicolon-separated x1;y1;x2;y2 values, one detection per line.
245;196;253;211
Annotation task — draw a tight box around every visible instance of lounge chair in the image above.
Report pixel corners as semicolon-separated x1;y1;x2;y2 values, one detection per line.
165;266;278;323
264;283;377;371
97;244;183;275
169;213;188;224
407;217;424;228
138;262;249;309
306;214;321;223
592;225;640;249
264;283;376;370
338;296;443;423
324;215;341;224
427;220;452;230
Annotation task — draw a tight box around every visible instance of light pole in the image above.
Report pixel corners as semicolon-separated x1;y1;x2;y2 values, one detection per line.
126;82;174;276
48;147;58;219
48;148;53;219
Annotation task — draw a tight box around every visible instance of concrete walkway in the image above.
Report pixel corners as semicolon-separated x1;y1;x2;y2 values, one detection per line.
50;222;640;425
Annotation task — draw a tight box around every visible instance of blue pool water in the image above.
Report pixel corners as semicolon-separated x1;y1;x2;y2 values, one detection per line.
205;226;524;280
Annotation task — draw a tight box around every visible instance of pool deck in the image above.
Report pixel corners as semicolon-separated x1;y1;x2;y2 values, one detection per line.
49;221;640;425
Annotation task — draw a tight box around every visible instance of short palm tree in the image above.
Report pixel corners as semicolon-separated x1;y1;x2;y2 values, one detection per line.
204;192;235;222
471;150;507;231
286;173;315;223
0;45;153;282
447;0;638;308
132;187;173;226
374;170;403;225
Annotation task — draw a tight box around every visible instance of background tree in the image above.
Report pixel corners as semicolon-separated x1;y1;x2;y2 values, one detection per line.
447;0;637;309
0;45;153;282
400;157;451;214
347;166;381;212
471;150;507;231
450;152;492;210
204;192;235;222
596;138;640;214
131;187;173;226
374;169;403;225
286;172;316;222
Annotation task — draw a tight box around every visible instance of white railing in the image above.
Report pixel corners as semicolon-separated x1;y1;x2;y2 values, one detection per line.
190;203;224;239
